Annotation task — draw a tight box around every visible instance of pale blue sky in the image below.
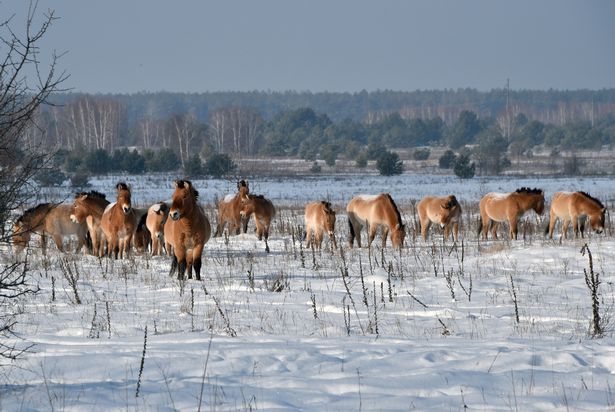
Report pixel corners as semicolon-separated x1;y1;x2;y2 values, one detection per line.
5;0;615;93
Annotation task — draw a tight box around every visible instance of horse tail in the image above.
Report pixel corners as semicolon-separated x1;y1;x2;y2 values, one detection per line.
348;215;355;239
543;218;550;236
477;217;483;236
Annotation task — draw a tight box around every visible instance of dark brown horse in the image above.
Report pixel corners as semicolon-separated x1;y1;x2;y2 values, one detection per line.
346;194;405;249
546;191;606;239
239;193;276;253
101;183;138;259
478;187;545;240
214;180;250;237
71;191;110;257
164;180;211;280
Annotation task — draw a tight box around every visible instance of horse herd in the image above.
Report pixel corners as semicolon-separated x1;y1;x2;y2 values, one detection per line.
11;180;608;280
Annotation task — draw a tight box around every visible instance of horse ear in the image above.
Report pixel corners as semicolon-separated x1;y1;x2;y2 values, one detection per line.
174;180;182;188
151;203;161;213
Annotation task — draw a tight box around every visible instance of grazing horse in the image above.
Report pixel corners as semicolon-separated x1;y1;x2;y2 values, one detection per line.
71;191;110;257
146;201;169;255
101;183;138;259
239;193;276;253
479;187;545;240
304;201;337;250
417;195;462;242
213;180;250;237
164;180;211;280
546;191;606;239
346;193;406;249
14;203;88;254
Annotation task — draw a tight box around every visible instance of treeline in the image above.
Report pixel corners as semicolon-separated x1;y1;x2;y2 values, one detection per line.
23;89;615;181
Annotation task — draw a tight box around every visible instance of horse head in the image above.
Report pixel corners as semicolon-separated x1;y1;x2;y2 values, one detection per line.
170;180;198;221
12;218;30;252
391;223;406;249
116;183;132;215
589;207;607;234
533;190;545;215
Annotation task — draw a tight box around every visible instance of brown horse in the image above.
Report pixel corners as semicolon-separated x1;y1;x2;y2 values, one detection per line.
14;203;88;254
239;193;276;253
145;201;169;255
134;213;151;254
101;183;138;259
304;201;337;250
71;190;110;257
213;180;250;237
546;191;606;239
346;194;406;249
479;187;545;240
164;180;211;280
417;195;462;242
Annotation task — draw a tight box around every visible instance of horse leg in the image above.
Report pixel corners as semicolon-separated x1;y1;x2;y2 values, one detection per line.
421;220;431;241
367;223;378;248
186;255;194;280
562;219;570;239
453;222;459;242
193;245;204;280
305;225;313;249
548;214;557;239
264;221;271;253
509;217;519;240
381;226;389;248
52;234;64;252
176;249;187;280
316;230;324;250
444;224;450;242
572;217;579;238
168;254;178;277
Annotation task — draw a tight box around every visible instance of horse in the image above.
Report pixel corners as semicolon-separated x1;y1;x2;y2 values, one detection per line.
164;180;211;280
71;190;110;257
417;195;462;242
346;193;406;249
239;193;276;253
14;203;89;254
146;201;169;255
213;180;250;237
478;187;545;240
101;182;138;259
134;213;151;254
546;191;606;239
304;201;337;250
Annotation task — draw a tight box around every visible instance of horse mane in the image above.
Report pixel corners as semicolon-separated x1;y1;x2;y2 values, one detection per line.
515;187;542;195
250;194;265;200
321;201;334;213
383;194;403;227
445;195;458;209
117;182;130;191
75;190;107;200
578;191;604;208
137;211;148;230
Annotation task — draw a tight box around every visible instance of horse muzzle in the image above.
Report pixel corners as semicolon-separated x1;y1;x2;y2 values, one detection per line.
70;214;79;224
122;205;132;215
170;210;180;221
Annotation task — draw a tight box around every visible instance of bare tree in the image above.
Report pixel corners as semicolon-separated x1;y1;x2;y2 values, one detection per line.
0;1;67;361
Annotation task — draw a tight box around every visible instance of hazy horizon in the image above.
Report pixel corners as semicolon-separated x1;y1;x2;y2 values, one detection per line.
5;0;615;94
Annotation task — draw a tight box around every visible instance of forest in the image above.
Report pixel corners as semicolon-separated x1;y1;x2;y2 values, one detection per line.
26;89;615;181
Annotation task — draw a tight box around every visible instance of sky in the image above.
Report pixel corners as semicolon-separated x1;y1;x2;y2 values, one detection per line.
4;0;615;93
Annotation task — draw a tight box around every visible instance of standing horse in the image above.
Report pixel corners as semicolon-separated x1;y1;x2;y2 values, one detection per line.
478;187;545;240
213;180;250;237
164;180;211;280
14;203;88;254
417;195;462;242
146;201;169;255
346;193;406;249
546;191;606;239
304;201;337;250
239;193;276;253
71;191;110;257
101;183;138;259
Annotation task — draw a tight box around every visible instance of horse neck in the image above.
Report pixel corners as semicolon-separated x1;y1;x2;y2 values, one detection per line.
578;197;601;214
513;193;539;211
382;197;402;229
88;199;110;218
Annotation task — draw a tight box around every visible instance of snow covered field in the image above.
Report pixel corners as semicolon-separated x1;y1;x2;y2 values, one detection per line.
3;173;615;411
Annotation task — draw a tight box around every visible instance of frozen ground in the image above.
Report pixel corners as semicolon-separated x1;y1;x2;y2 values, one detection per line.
2;174;615;411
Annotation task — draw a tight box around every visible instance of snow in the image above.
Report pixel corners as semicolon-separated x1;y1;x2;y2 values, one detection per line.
3;173;615;410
